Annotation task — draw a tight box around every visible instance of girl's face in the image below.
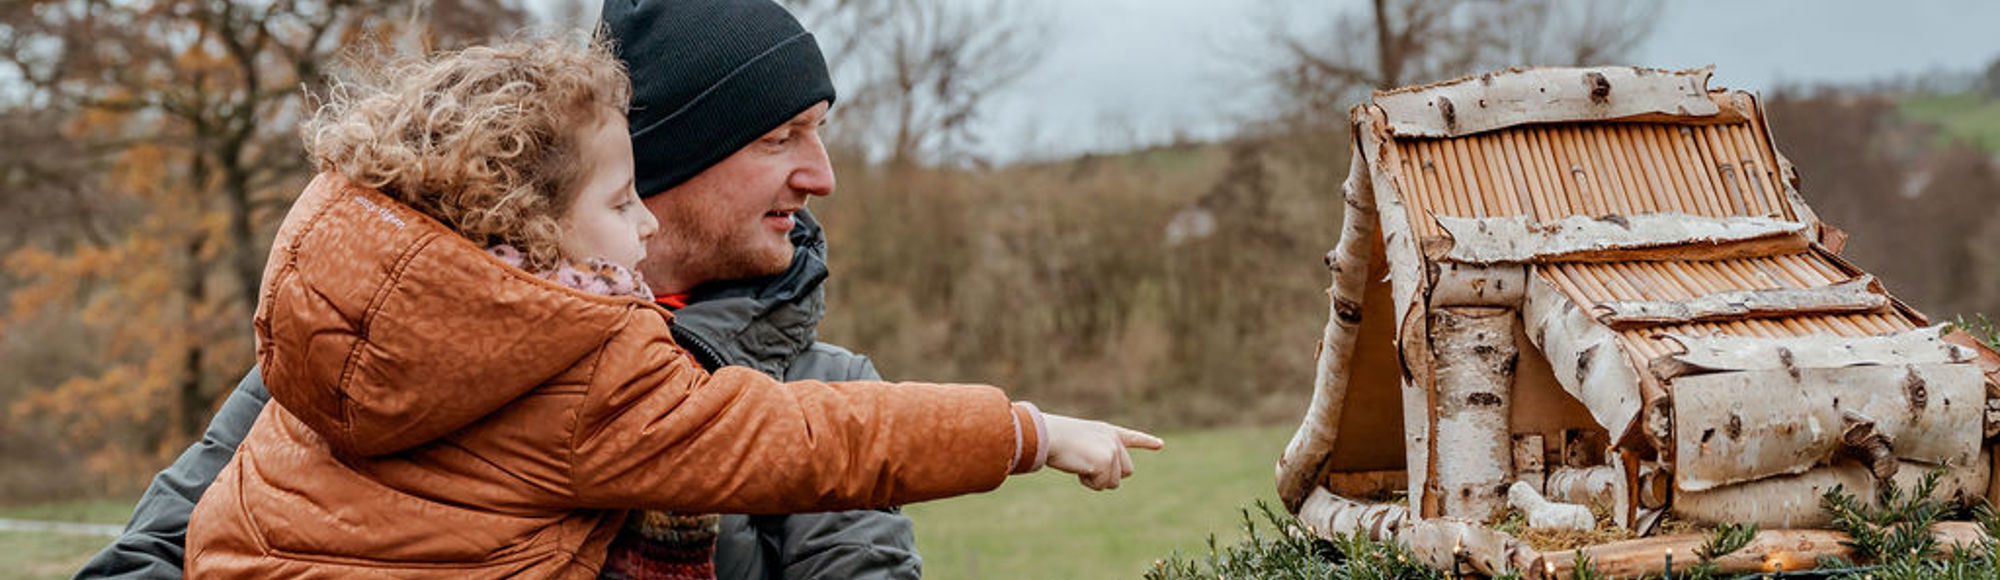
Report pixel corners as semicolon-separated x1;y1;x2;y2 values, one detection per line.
561;112;657;269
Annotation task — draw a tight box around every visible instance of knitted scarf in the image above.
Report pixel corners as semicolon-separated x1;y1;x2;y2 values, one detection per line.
486;245;720;580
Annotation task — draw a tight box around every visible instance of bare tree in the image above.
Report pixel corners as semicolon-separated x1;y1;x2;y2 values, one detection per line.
787;0;1049;169
1257;0;1661;126
0;0;525;483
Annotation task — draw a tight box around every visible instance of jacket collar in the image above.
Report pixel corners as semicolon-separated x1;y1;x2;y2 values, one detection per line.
669;208;830;377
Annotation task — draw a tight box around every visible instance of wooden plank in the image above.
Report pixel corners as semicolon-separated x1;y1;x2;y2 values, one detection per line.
1373;66;1721;138
1435;213;1811;265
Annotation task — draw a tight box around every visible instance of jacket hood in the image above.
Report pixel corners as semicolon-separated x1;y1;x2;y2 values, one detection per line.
671;207;830;375
254;174;661;457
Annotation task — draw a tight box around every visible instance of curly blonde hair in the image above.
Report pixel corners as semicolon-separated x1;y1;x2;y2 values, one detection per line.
304;35;631;272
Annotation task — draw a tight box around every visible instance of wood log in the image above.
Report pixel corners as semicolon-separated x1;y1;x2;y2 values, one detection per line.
1671;363;1984;491
1372;66;1720;138
1546;466;1621;507
1434;213;1812;265
1524;270;1645;440
1508;481;1594;531
1514;433;1547;492
1840;410;1898;483
1590;275;1886;330
1635;464;1671;510
1430;307;1521;521
1278;149;1382;511
1299;487;1542;577
1430;262;1528;307
1672;457;1990;528
1359;106;1444;516
1402;517;1541;577
1294;487;1411;542
1534;522;1989;579
1652;324;1973;380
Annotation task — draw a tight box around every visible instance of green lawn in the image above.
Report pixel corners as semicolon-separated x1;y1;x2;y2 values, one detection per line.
0;531;109;580
905;424;1293;580
0;498;134;524
1898;92;2000;154
0;426;1296;580
0;498;132;580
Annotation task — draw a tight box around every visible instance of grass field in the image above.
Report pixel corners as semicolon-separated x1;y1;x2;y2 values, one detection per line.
905;424;1292;580
1898;92;2000;154
0;425;1294;580
0;498;132;580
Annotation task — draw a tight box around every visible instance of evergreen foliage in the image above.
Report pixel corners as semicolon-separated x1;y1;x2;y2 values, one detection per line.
1154;472;2000;579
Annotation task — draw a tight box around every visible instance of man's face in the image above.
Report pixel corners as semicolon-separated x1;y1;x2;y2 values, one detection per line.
638;101;835;294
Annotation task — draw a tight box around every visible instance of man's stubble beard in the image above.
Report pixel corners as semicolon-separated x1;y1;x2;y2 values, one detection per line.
640;210;793;293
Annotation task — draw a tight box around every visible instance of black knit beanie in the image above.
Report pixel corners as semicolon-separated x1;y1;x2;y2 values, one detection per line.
601;0;837;197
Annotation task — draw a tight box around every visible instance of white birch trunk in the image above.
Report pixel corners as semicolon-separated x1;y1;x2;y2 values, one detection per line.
1524;270;1645;439
1592;275;1886;329
1671;455;1990;528
1654;324;1972;379
1372;66;1720;138
1297;489;1540;577
1278;149;1382;510
1430;307;1520;521
1435;214;1811;265
1295;488;1411;542
1672;363;1984;491
1358;106;1442;516
1545;465;1622;507
1431;263;1528;307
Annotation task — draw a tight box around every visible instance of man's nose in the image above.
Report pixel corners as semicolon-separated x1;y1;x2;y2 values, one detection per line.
789;131;836;197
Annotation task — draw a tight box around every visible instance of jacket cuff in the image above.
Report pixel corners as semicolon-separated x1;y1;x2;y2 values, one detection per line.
1009;402;1048;474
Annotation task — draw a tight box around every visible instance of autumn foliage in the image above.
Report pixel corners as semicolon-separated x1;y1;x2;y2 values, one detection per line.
0;0;525;498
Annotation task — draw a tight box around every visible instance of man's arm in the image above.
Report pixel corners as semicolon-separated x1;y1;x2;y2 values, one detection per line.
72;368;268;580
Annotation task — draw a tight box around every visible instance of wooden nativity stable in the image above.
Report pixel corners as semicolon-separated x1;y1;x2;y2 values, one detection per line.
1273;66;2000;578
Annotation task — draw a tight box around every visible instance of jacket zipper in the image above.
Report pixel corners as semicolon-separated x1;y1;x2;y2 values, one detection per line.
672;326;730;371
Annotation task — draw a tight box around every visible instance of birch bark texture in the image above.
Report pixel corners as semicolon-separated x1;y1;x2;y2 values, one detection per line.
1278;150;1382;511
1429;306;1520;521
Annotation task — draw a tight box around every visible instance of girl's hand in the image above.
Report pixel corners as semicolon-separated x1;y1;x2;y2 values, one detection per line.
1041;414;1165;490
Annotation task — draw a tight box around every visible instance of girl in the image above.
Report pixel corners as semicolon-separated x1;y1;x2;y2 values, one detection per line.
187;36;1160;579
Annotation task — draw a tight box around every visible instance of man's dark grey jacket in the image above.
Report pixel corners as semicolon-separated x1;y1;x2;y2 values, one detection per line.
72;210;919;580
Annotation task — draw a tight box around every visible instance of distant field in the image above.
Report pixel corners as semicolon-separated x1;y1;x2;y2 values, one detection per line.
1898;92;2000;153
905;424;1293;580
0;426;1295;580
0;498;130;580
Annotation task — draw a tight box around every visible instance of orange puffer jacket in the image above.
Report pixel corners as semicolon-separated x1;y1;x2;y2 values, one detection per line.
187;174;1042;579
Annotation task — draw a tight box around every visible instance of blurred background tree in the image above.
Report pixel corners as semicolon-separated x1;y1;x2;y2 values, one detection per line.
2;0;1998;512
0;0;526;498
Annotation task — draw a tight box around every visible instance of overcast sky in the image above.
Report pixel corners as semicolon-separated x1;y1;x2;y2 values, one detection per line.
544;0;2000;163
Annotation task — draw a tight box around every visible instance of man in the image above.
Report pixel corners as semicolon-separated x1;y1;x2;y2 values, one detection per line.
73;0;921;578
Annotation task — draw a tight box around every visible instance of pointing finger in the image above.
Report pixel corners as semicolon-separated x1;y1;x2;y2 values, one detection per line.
1119;428;1165;451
